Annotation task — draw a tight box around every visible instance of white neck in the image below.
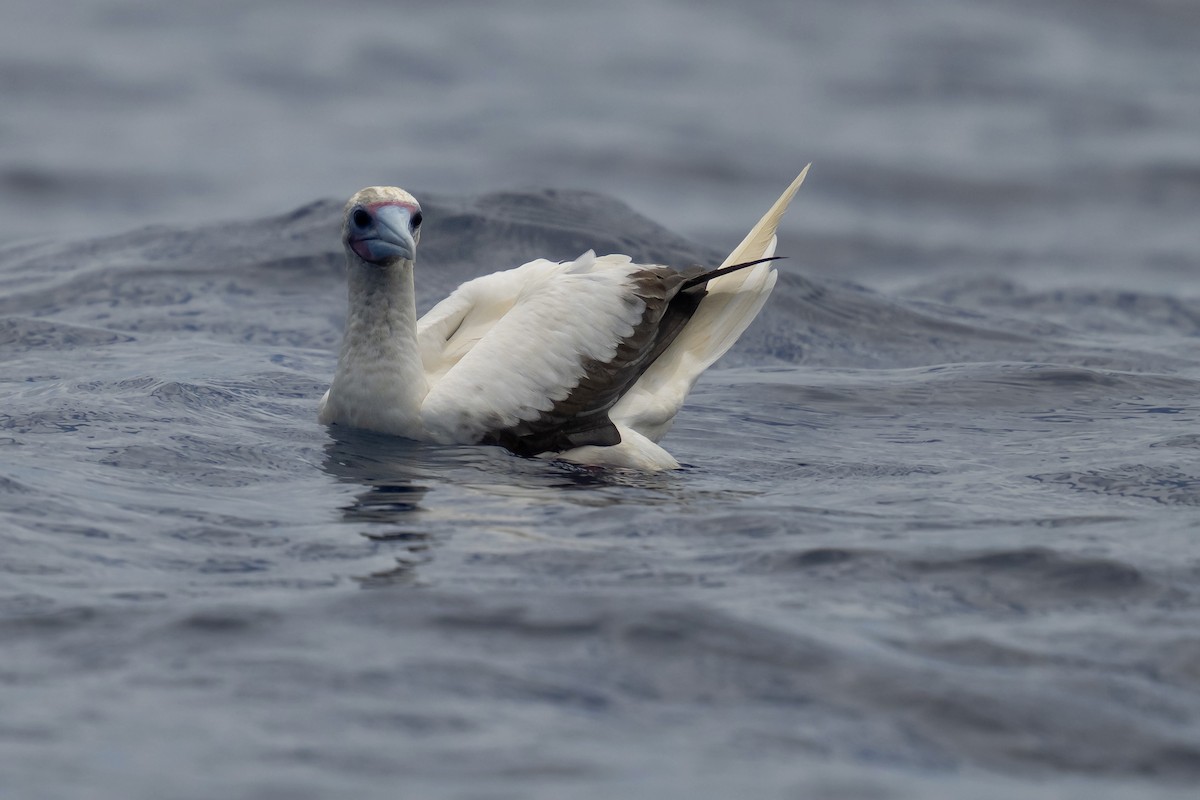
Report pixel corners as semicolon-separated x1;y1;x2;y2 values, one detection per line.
322;256;429;436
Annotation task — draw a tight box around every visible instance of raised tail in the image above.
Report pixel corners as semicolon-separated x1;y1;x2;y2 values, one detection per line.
718;165;810;270
611;166;810;441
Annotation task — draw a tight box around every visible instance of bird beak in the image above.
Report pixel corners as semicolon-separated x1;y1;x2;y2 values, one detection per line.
349;204;417;265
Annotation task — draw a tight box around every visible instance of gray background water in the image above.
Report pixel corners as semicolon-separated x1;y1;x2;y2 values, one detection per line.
3;1;1200;798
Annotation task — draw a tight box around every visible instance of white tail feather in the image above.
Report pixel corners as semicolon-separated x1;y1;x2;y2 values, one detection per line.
612;166;810;440
719;165;810;269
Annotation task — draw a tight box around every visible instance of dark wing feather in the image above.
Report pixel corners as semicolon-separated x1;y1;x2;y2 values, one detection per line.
484;257;777;456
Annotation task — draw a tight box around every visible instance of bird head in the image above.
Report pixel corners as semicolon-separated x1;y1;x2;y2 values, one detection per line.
342;186;423;267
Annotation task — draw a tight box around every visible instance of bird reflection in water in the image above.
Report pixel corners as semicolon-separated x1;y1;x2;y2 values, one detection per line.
321;428;434;585
320;425;694;586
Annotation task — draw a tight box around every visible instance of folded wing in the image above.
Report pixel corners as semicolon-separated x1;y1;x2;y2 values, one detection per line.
418;252;691;453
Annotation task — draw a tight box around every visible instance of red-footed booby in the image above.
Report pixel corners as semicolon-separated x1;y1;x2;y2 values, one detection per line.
319;166;810;470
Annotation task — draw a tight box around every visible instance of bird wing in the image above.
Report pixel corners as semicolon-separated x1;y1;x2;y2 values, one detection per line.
416;257;564;383
417;251;693;454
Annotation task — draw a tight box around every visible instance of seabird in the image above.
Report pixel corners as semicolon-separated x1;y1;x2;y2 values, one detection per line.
319;166;809;470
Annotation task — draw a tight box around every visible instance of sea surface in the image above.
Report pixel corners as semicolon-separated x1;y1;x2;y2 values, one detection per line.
3;1;1200;798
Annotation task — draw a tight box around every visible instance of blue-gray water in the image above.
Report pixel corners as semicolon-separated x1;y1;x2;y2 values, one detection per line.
3;1;1200;798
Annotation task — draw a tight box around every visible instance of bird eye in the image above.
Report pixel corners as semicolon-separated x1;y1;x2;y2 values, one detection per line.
410;211;423;229
352;208;371;228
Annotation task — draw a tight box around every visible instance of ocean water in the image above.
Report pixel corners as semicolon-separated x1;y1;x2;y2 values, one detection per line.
3;1;1200;798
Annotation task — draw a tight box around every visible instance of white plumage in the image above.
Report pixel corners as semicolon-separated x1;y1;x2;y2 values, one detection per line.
319;167;809;470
